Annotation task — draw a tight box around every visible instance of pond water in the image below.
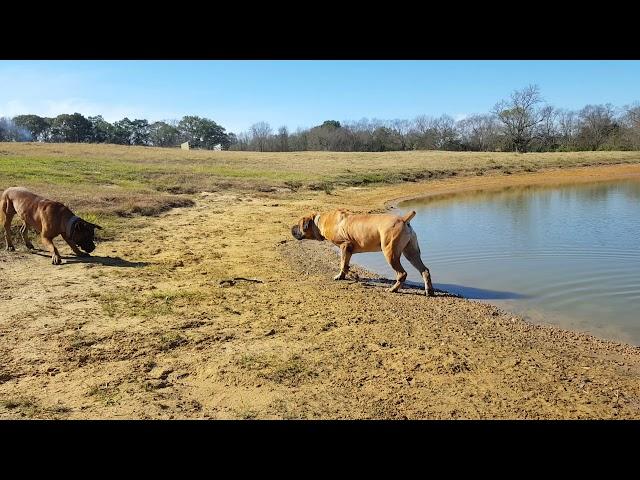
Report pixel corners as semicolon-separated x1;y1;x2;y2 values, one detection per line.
355;179;640;345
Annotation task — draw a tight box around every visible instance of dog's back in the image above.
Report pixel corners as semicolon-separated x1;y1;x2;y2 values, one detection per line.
341;211;415;233
3;187;48;218
329;209;417;253
0;187;24;217
4;186;45;202
1;187;72;234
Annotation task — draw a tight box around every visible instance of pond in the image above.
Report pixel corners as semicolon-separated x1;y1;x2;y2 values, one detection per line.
355;179;640;345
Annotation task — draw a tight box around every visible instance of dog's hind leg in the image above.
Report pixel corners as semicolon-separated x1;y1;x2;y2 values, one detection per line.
1;198;16;252
20;223;35;250
403;235;434;296
383;243;407;293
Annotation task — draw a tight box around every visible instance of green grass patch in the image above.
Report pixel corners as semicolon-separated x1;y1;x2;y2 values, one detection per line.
158;331;188;351
235;352;317;386
100;289;206;318
87;383;122;406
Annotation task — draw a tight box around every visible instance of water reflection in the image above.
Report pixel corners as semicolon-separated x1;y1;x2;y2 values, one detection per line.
432;283;530;300
356;277;528;300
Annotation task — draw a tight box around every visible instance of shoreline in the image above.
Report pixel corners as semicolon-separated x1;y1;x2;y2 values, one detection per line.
381;163;640;210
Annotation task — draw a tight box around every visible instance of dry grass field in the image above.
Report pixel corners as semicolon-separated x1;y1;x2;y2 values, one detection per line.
3;143;640;217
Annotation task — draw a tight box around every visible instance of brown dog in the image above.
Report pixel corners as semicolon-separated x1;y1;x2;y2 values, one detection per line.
292;208;434;296
1;187;102;265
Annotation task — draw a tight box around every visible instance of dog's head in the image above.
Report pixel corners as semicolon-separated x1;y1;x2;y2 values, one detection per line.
291;213;323;241
71;219;102;253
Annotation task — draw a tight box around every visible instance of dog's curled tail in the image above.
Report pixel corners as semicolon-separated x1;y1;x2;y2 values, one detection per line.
402;211;416;223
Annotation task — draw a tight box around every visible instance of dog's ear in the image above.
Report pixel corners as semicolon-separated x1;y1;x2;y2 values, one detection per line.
84;221;102;230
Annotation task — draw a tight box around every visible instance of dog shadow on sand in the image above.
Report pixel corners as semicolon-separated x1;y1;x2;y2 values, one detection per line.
352;275;528;300
28;249;148;268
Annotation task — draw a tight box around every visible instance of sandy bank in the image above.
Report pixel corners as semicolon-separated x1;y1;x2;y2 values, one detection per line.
1;163;640;419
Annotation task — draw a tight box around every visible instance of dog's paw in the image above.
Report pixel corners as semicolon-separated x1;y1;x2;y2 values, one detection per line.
333;273;346;281
5;246;15;252
427;289;435;297
52;255;62;265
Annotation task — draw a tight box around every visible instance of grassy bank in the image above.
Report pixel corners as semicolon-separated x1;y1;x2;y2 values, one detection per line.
3;142;640;196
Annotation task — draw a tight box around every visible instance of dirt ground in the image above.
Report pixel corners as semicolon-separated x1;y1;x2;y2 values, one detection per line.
1;164;640;419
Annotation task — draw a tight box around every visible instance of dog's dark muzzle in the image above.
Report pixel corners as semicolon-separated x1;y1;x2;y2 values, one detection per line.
80;242;96;253
291;225;304;240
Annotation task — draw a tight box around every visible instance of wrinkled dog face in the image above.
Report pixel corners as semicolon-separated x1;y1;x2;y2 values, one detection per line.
291;214;318;240
72;220;102;253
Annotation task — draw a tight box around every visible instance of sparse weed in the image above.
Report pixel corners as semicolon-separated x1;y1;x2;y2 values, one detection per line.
158;331;187;351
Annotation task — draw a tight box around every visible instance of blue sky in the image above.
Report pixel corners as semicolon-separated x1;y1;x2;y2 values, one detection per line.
1;60;639;134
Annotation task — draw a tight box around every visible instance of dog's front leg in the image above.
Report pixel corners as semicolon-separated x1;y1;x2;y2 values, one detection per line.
41;236;62;265
20;223;35;250
62;233;89;257
334;243;353;280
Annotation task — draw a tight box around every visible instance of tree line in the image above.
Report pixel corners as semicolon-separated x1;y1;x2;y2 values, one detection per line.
232;86;640;153
2;85;640;152
0;114;231;150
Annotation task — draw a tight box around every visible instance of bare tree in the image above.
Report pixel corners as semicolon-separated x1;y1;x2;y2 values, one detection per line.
432;115;460;150
535;105;559;151
343;118;376;151
249;121;272;152
557;109;579;149
621;103;640;149
577;104;617;150
229;131;251;151
288;127;309;151
492;85;548;153
390;119;412;150
624;102;640;128
412;115;437;149
277;125;289;152
458;114;501;151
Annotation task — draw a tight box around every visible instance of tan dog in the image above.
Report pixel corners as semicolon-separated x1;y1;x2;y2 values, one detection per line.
292;208;434;296
1;187;102;265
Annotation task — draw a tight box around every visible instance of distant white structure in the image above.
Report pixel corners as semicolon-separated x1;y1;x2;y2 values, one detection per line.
179;141;222;151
